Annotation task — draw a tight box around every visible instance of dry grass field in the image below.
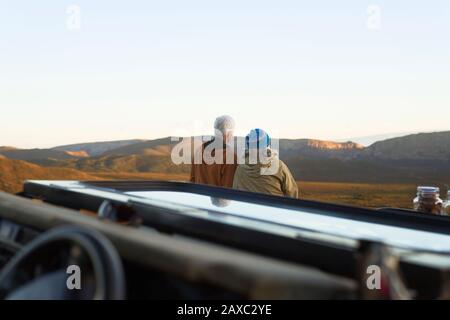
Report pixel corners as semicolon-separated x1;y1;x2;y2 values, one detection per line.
91;171;190;182
297;181;416;209
0;158;98;194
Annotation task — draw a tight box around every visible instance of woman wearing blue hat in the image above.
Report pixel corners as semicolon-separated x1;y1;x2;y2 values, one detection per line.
232;129;299;198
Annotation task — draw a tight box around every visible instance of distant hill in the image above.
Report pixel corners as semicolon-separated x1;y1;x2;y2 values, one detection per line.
0;146;18;152
1;131;449;186
283;158;450;185
283;131;450;185
341;132;418;147
100;137;175;156
280;139;363;159
0;158;97;194
361;131;450;160
0;140;143;165
65;150;90;158
49;137;364;174
62;137;185;173
58;153;190;174
0;148;81;165
52;139;144;157
100;137;364;158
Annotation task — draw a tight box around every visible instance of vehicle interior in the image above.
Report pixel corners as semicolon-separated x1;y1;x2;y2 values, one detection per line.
1;180;450;300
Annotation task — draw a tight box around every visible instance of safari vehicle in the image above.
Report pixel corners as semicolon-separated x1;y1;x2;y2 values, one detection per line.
1;180;450;300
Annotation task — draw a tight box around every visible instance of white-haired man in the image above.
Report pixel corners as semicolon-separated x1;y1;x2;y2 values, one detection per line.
190;115;238;188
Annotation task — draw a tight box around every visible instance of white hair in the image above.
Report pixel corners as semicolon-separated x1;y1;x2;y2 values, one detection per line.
214;115;235;136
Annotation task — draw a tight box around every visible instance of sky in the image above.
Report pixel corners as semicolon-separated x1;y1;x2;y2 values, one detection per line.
1;0;449;148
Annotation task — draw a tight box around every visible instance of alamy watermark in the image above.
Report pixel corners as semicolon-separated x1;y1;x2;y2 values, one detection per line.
66;265;81;290
170;130;280;176
66;4;81;31
366;265;382;290
366;4;382;31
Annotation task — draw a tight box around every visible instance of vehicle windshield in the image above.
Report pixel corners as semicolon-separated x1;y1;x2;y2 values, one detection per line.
127;190;450;252
22;180;450;256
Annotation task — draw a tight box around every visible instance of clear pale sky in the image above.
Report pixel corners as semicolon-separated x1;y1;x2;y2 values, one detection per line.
1;1;449;148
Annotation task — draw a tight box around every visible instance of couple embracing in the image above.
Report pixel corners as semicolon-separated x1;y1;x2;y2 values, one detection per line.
190;115;298;198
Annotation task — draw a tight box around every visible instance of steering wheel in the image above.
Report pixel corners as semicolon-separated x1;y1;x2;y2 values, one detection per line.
0;226;126;300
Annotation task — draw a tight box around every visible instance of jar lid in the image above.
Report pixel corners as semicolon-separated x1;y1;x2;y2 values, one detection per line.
417;186;440;196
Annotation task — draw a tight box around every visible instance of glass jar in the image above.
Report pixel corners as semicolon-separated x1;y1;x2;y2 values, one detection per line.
444;191;450;216
413;186;443;215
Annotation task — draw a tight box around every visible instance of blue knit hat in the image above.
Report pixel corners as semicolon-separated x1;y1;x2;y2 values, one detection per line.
246;128;271;150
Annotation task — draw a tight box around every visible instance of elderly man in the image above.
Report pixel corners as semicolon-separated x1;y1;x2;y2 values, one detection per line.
233;128;299;198
190;115;238;188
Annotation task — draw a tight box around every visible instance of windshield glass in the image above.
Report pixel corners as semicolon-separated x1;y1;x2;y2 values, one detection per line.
126;190;450;253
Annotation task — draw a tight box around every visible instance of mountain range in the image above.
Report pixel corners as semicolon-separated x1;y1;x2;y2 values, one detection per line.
52;139;144;157
1;131;449;193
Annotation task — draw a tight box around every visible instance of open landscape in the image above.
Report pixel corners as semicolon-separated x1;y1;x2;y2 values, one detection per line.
1;131;449;209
